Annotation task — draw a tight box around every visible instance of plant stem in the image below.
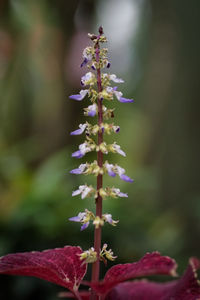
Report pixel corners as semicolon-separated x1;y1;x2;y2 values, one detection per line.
74;291;82;300
91;40;103;299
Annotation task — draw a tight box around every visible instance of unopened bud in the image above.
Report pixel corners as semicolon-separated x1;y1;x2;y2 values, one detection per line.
99;26;104;35
88;33;97;40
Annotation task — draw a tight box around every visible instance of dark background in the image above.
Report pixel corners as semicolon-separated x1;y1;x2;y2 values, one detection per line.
0;0;200;299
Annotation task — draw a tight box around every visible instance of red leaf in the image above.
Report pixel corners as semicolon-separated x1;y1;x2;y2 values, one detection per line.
106;257;200;300
0;246;87;294
58;290;90;299
90;252;177;295
105;280;171;300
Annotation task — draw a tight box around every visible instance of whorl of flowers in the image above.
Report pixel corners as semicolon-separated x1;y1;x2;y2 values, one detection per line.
69;26;133;276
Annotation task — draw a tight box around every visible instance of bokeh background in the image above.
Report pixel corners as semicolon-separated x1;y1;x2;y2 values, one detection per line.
0;0;200;299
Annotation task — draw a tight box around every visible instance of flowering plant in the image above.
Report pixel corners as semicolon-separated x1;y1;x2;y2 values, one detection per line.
0;27;200;300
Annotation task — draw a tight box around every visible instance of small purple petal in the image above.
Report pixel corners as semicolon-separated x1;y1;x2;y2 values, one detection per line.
70;164;86;174
88;110;96;117
110;74;124;83
81;72;93;86
81;222;89;231
120;174;134;183
69;216;81;222
107;219;112;225
113;86;118;91
119;192;128;198
69;90;88;101
106;216;113;224
115;127;120;133
118;97;134;103
103;214;114;224
91;64;96;70
70;124;87;136
108;171;116;177
70;168;83;174
69;94;83;101
80;58;88;68
70;128;83;135
72;150;84;159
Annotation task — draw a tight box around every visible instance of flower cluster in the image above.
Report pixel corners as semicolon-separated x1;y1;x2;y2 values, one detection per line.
69;209;118;231
69;26;134;267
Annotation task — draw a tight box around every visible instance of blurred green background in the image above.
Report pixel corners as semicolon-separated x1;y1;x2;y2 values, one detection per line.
0;0;200;299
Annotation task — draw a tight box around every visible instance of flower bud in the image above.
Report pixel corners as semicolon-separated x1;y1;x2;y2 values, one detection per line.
80;247;97;264
98;26;104;35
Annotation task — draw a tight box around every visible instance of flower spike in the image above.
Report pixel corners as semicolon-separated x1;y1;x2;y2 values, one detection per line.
69;28;134;288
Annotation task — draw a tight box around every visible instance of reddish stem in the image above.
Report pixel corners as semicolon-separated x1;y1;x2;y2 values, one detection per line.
91;39;103;300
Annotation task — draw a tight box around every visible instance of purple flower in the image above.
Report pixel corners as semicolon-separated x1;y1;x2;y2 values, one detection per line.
70;124;87;136
104;162;133;183
112;143;126;157
81;222;89;231
120;174;134;183
118;97;134;103
112;188;128;198
85;103;97;117
80;57;88;68
81;72;94;86
80;48;92;68
103;213;118;226
69;89;88;101
72;150;84;159
88;109;96;117
72;142;91;159
69;212;86;222
116;166;134;183
105;162;116;177
69;211;90;231
113;88;134;103
70;164;87;175
109;74;124;83
107;86;134;103
104;214;113;224
72;185;94;199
